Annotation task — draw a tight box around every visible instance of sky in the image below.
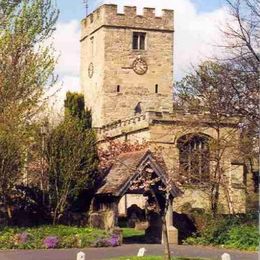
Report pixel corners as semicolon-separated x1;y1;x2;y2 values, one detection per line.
50;0;229;110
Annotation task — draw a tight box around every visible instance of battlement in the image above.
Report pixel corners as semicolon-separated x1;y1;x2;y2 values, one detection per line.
96;113;149;140
81;4;174;40
96;110;240;141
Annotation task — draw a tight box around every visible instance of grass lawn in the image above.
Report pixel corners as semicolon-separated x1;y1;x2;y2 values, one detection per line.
121;228;145;238
121;228;145;243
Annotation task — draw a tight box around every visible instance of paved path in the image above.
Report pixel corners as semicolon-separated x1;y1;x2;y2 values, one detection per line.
0;244;257;260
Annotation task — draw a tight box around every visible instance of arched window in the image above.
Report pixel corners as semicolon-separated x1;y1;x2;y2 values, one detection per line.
117;85;121;93
177;134;210;184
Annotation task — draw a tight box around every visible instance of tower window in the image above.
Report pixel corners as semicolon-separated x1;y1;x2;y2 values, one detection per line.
117;85;121;93
155;84;159;93
90;36;94;56
133;32;146;50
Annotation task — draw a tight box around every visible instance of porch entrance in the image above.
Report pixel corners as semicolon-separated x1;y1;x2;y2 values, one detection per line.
89;150;179;244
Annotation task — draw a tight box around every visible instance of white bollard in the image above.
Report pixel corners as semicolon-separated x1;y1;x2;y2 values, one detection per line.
77;251;85;260
137;247;146;257
222;253;231;260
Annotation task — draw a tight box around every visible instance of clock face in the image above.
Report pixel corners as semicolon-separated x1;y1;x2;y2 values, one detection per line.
88;62;94;78
132;57;148;75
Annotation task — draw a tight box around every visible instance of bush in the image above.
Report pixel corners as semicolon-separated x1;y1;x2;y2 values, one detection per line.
225;226;259;251
185;213;259;251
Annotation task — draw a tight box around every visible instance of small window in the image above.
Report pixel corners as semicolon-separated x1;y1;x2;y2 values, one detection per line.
155;84;159;93
117;85;120;93
90;36;94;56
133;32;146;50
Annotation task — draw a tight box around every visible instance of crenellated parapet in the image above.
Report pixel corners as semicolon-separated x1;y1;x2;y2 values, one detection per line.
81;4;174;41
95;113;150;140
96;110;240;141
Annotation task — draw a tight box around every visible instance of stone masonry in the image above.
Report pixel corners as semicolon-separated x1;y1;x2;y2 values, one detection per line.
81;4;247;216
81;5;174;127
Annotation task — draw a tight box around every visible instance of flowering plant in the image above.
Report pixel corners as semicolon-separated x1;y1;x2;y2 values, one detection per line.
94;234;120;247
14;232;30;245
43;236;59;249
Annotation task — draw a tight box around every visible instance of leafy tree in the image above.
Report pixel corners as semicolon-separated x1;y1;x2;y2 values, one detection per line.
0;130;23;222
45;115;98;224
0;0;58;223
64;92;92;129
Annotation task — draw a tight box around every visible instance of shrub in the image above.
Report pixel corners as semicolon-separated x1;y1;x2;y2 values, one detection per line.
225;226;259;251
185;213;259;251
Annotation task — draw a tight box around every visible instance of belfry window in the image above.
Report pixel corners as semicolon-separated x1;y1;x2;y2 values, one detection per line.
177;134;210;184
133;32;146;50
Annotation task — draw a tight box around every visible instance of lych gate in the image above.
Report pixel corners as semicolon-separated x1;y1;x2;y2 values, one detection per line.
89;150;179;244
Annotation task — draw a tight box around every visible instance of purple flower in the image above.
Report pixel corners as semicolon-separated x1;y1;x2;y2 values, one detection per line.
94;234;121;248
107;234;120;247
43;236;59;249
14;232;30;245
20;232;29;244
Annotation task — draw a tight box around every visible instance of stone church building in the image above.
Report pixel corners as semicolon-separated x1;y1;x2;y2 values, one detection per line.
80;4;252;242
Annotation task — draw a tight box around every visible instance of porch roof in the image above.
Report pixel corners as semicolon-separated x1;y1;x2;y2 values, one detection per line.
96;149;179;198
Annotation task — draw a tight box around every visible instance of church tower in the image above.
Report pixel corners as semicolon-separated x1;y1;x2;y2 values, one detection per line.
80;5;174;128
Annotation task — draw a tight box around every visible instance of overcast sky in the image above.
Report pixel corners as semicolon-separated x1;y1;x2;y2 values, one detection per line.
50;0;229;110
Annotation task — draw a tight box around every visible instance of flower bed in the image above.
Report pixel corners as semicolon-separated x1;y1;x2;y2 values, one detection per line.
0;225;120;249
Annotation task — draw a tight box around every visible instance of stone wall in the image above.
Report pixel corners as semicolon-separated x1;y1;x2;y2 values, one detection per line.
81;5;174;127
97;111;246;214
118;194;146;216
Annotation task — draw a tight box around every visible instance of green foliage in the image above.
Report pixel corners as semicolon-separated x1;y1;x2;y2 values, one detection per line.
185;213;259;251
0;225;108;249
0;0;58;126
0;0;58;223
64;92;92;129
45;115;98;224
0;129;24;221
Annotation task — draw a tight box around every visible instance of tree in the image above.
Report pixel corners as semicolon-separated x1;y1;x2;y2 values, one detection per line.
176;61;244;216
64;91;92;129
0;0;58;223
0;129;23;222
0;0;58;126
218;0;260;124
45;115;98;224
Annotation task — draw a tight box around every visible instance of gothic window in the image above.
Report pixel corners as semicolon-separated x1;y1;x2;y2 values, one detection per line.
133;32;146;50
177;134;210;184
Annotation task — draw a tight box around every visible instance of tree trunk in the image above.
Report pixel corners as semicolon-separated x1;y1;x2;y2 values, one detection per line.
162;215;171;260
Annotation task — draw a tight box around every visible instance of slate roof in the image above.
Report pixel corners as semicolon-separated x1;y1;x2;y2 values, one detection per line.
96;150;147;196
96;149;179;197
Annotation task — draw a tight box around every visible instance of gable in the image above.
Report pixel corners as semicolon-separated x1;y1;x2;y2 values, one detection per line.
96;149;179;198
